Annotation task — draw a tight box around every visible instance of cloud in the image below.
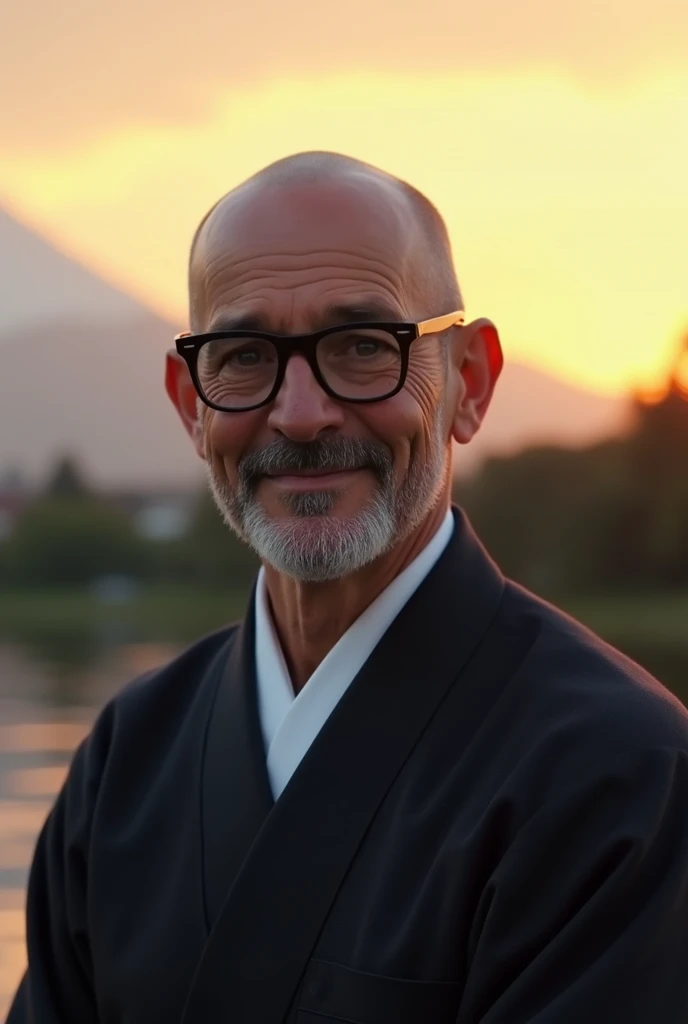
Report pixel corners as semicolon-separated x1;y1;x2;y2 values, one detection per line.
2;0;688;151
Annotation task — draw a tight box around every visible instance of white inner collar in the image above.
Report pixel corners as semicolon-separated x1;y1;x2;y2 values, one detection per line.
254;508;455;798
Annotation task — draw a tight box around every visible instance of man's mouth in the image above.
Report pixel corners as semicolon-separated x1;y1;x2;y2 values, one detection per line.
264;467;367;489
267;467;360;477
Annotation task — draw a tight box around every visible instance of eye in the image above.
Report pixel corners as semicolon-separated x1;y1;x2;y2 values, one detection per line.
229;347;262;366
353;337;383;358
319;329;401;372
205;338;277;373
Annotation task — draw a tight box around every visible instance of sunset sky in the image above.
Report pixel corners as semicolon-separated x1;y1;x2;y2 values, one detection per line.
1;0;686;395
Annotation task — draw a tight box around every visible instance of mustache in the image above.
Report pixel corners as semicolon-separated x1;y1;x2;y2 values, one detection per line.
238;437;393;486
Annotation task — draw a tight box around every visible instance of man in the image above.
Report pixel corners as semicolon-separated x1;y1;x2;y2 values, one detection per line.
8;152;688;1023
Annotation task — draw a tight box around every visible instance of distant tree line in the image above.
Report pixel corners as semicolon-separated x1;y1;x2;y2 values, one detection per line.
458;364;688;596
0;457;259;591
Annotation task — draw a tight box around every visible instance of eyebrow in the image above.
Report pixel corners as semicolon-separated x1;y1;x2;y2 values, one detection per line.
207;300;407;335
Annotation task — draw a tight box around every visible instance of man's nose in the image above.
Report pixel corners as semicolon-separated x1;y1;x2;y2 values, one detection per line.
267;354;345;442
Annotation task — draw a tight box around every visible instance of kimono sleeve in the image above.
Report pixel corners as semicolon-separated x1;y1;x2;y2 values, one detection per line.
6;714;111;1024
458;746;688;1023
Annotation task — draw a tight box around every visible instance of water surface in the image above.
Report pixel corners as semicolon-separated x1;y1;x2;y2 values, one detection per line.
0;640;178;1018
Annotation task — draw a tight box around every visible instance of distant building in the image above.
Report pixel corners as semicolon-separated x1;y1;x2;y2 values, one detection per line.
0;469;33;539
105;489;198;541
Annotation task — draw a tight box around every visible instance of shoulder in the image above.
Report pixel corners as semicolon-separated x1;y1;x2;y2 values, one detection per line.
64;624;241;803
107;624;240;731
27;624;242;866
496;582;688;769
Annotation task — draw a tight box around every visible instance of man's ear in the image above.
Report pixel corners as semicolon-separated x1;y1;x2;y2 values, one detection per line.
451;318;503;445
164;351;206;460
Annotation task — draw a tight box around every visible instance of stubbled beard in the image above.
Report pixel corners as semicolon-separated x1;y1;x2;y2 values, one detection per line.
205;427;448;582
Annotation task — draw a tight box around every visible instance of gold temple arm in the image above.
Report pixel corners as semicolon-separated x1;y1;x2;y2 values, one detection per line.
416;311;465;337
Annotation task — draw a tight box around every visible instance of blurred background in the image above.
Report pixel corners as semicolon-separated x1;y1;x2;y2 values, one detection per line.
1;0;687;1012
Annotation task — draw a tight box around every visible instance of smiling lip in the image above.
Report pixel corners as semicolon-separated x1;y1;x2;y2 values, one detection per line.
265;468;365;490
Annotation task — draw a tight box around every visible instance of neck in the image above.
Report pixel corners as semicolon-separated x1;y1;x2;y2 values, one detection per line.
262;495;451;692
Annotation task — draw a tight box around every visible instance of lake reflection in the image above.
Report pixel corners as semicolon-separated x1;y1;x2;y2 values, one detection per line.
0;639;179;1019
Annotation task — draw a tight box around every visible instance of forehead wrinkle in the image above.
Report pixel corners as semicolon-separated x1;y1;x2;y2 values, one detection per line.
202;255;406;310
209;265;406;301
204;240;401;267
201;246;407;284
309;280;408;314
212;278;409;324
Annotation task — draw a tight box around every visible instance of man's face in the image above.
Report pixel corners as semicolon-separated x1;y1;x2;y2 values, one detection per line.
188;176;455;581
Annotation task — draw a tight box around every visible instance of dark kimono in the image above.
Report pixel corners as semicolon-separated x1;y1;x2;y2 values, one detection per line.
8;509;688;1023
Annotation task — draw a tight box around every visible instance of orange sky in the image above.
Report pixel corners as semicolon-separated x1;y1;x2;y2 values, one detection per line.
1;1;686;396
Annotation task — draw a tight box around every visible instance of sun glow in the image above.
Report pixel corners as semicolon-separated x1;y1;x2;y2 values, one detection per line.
1;71;686;395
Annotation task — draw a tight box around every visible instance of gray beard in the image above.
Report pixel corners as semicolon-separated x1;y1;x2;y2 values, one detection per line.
205;425;448;582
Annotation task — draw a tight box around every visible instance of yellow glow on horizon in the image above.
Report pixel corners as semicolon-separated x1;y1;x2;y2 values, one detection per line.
1;70;686;396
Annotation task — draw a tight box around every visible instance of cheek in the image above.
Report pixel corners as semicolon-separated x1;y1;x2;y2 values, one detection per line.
393;363;446;451
205;410;264;483
404;352;446;422
359;387;435;476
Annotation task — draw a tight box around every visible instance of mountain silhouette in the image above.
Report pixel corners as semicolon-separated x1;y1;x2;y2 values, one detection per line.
0;208;630;487
0;207;145;334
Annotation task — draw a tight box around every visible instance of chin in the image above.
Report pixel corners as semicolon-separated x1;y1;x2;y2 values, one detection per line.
242;494;397;581
272;487;358;520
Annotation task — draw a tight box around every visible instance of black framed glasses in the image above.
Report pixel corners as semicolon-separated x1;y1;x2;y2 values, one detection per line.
174;310;465;413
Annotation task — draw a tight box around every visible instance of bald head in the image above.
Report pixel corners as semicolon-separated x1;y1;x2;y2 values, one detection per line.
188;151;462;330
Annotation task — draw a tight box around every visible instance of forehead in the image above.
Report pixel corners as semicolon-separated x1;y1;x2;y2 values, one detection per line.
192;177;423;329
